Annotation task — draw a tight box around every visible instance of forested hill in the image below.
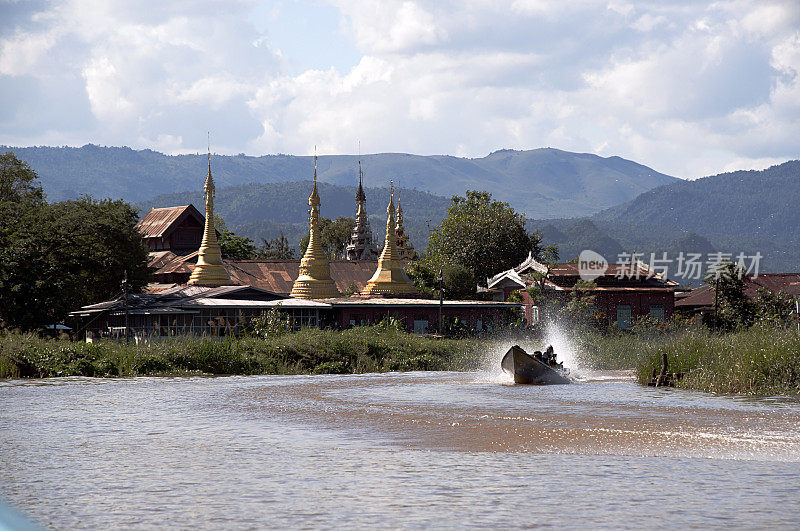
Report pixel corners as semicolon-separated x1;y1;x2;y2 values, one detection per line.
137;181;452;253
593;160;800;242
5;144;676;218
528;161;800;276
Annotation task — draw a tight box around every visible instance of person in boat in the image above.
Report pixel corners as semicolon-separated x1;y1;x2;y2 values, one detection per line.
533;350;543;361
544;345;556;366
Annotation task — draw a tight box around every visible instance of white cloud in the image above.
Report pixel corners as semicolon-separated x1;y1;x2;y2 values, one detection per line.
0;0;798;180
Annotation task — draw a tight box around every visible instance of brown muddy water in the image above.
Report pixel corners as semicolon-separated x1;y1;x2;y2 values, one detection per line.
1;367;800;529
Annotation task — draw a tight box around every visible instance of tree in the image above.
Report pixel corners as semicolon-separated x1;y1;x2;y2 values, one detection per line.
704;261;753;330
405;261;477;300
0;151;44;204
425;190;537;286
299;216;354;259
752;287;794;324
0;196;150;330
257;232;296;259
213;215;257;260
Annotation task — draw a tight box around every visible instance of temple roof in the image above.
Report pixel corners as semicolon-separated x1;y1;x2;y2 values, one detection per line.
135;205;204;239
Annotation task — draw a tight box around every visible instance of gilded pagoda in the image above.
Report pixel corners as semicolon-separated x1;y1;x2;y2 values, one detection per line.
361;182;417;296
345;161;378;260
187;152;232;286
289;154;341;299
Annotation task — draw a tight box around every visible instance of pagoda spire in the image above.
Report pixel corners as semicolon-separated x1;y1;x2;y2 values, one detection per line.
395;187;415;260
361;181;416;296
188;145;232;286
346;159;378;260
290;150;341;299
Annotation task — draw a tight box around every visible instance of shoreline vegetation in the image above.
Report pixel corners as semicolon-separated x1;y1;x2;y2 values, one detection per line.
3;321;799;398
0;324;483;379
581;323;800;397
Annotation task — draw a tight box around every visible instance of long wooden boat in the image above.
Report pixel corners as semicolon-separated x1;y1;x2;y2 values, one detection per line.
501;345;572;385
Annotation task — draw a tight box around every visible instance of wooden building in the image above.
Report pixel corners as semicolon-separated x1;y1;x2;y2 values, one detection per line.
485;253;678;328
136;204;208;253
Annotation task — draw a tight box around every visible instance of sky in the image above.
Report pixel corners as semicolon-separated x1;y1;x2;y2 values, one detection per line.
0;0;799;179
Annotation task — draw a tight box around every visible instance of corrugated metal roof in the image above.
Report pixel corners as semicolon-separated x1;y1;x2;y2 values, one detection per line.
226;260;379;295
676;274;800;308
153;252;198;275
136;205;203;238
327;298;518;308
188;297;331;308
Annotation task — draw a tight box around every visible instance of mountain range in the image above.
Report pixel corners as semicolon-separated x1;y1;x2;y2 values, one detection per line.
529;160;800;279
4;144;676;218
7;144;799;280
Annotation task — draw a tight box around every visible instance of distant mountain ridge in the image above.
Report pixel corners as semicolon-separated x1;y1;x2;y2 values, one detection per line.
529;160;800;278
4;144;677;218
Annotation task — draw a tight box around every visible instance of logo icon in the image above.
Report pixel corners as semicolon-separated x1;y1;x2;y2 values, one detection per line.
578;249;608;280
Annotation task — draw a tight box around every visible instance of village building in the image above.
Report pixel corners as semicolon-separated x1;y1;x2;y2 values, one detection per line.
485;253;678;328
675;273;800;316
136;204;206;253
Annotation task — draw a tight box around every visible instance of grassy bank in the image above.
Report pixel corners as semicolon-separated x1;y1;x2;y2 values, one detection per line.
579;324;800;396
0;326;482;379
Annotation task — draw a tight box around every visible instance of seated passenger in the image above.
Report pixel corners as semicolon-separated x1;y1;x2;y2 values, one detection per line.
544;345;556;366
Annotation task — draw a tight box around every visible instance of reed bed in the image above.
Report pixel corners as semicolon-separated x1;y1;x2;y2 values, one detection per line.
578;324;800;396
0;326;482;379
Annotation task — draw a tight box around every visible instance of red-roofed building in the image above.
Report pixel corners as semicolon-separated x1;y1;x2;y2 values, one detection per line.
676;273;800;316
485;253;678;328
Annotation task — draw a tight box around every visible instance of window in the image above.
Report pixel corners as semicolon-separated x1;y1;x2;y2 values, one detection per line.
413;319;429;334
617;305;632;329
650;305;665;323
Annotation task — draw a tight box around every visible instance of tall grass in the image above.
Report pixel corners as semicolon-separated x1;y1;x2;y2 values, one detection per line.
631;325;800;396
0;326;482;379
572;320;800;396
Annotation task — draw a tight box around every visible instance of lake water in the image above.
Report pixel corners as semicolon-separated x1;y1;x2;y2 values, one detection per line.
2;365;800;529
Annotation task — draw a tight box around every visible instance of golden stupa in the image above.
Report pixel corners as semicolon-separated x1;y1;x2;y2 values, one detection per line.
361;182;417;296
187;152;232;286
290;154;341;299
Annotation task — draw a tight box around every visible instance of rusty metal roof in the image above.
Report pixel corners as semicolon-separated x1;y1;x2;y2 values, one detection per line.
226;260;379;295
136;204;203;238
676;273;800;308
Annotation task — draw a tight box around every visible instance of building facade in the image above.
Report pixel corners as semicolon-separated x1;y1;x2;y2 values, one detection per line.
485;253;677;328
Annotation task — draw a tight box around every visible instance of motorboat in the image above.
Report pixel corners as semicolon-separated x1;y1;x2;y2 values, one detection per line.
501;345;571;385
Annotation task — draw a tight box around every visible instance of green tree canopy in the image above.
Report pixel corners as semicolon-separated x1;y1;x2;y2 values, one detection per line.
405;261;477;300
299;216;354;259
1;196;150;330
0;151;150;331
214;215;258;260
257;232;297;259
424;190;539;286
0;151;44;204
704;261;753;330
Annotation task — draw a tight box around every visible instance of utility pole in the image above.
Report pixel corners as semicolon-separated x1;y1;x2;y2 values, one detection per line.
122;270;130;344
713;275;720;332
438;268;444;335
796;299;799;336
